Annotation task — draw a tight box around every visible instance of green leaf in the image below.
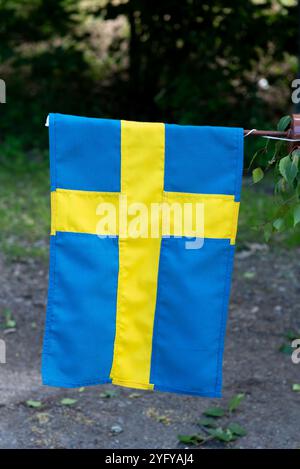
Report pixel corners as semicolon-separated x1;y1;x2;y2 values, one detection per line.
177;434;206;445
273;217;285;232
228;393;245;413
292;151;300;166
275;177;286;195
285;330;300;341
26;400;42;408
178;434;193;444
292;383;300;392
279;155;298;185
264;223;273;242
252;167;264;184
292;149;300;158
293;205;300;227
279;343;293;355
3;309;16;329
291;152;299;182
100;390;116;398
197;418;218;428
243;271;255;279
6;319;16;328
60;398;78;406
274;140;285;158
203;407;225;418
227;422;247;436
128;392;142;398
207;427;235;442
277;115;291;132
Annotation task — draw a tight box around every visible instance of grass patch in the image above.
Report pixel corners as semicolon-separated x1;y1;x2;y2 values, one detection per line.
0;168;50;261
238;179;300;249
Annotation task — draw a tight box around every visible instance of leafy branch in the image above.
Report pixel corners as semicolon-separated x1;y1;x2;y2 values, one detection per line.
250;115;300;241
178;393;246;446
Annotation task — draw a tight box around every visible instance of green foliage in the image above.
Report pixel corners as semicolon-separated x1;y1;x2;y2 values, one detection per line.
250;116;300;240
100;390;117;398
1;308;16;329
60;398;78;406
227;422;247;437
0;168;49;260
178;422;247;446
0;0;86;151
279;343;293;355
279;154;298;187
277;115;292;132
285;330;300;341
26;400;42;408
101;1;297;124
279;330;300;356
205;423;247;442
238;181;300;248
177;434;206;445
197;418;218;428
292;384;300;392
228;393;245;413
203;407;225;418
203;394;245;419
206;427;236;442
252;167;264;184
243;271;256;279
273;217;285;232
178;394;247;446
293;205;300;227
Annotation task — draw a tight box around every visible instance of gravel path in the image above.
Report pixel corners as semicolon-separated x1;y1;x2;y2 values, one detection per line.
0;244;300;449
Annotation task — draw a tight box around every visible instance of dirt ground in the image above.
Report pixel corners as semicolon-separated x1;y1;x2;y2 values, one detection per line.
0;243;300;449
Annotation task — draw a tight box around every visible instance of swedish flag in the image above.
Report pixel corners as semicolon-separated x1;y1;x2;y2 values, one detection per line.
42;113;243;397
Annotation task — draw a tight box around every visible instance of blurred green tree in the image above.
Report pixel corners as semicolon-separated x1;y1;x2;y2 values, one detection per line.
99;0;298;124
0;0;298;157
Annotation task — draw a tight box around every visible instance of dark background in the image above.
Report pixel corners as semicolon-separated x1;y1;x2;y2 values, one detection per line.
0;0;298;163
